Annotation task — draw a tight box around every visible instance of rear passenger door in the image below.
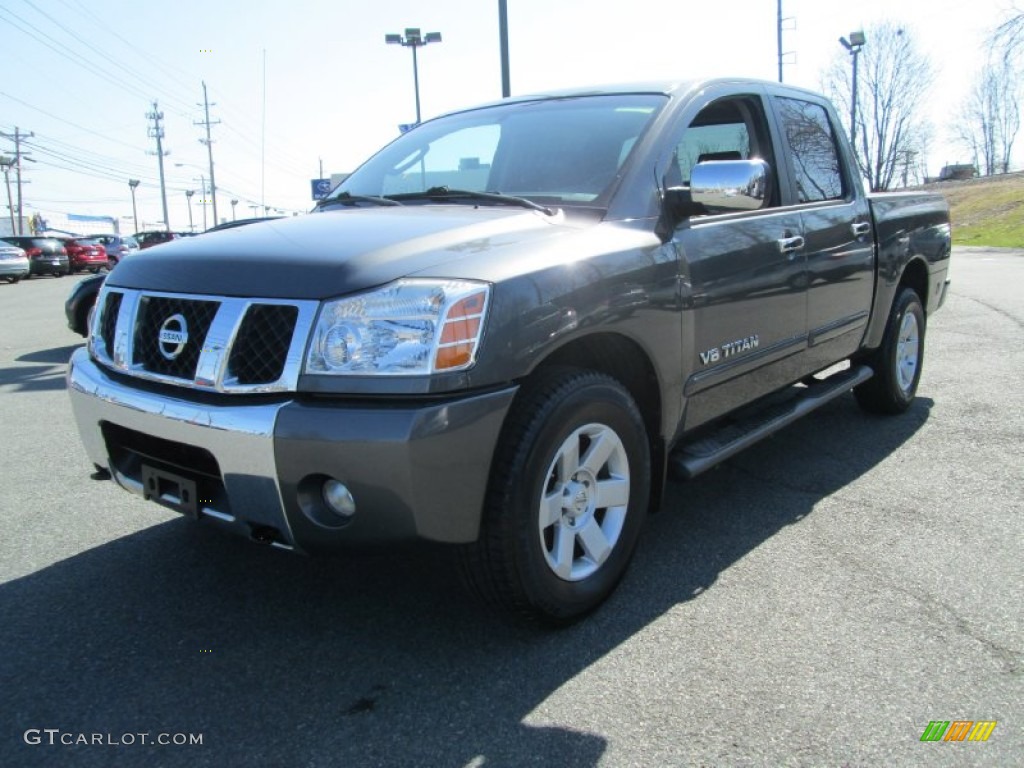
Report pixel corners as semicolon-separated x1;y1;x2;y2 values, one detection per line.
772;96;874;367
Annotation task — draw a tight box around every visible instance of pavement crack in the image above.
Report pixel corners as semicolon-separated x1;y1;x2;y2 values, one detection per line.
949;290;1024;329
823;546;1022;677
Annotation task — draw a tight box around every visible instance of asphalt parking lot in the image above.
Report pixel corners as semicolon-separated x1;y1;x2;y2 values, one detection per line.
1;248;1021;768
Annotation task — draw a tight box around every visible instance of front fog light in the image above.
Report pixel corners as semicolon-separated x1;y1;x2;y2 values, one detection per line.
322;479;356;518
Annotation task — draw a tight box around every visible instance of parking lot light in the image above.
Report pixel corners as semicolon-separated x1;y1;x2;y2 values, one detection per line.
385;27;442;125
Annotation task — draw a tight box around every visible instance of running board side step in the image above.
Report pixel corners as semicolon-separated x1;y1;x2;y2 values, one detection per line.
669;364;873;480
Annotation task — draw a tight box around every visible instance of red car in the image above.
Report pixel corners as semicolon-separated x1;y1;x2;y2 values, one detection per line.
61;237;109;273
135;230;183;250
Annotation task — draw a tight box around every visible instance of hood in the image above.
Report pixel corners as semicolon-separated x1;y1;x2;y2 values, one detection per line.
108;207;578;299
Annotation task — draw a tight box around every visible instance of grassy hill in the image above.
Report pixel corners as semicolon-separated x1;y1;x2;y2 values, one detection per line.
922;171;1024;247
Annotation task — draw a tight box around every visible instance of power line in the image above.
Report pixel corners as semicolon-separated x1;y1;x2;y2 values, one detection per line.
0;92;149;154
0;7;191;117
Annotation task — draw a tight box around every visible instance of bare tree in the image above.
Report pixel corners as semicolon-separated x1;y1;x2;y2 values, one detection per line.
955;58;1021;175
993;3;1024;62
954;9;1023;176
823;22;933;191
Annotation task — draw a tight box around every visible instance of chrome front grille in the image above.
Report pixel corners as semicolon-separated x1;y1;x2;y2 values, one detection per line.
100;291;122;359
228;304;300;384
90;288;319;393
134;295;220;380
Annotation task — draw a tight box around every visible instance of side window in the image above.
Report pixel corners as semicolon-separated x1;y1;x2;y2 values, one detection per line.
776;98;845;203
675;125;750;183
669;96;777;207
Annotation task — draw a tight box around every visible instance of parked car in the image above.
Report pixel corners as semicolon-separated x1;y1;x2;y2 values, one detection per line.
66;273;107;336
1;236;69;277
204;216;282;234
93;234;139;266
134;231;182;250
0;242;30;283
60;236;109;273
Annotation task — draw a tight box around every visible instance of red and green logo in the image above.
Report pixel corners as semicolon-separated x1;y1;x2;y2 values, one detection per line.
920;721;997;742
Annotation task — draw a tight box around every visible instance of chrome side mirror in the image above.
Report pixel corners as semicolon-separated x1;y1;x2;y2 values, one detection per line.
690;159;771;214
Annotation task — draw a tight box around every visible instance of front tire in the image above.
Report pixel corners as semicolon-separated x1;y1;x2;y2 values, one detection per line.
459;368;650;624
855;287;925;414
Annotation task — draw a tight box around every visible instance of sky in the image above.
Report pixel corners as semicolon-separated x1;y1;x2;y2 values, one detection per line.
0;0;1017;234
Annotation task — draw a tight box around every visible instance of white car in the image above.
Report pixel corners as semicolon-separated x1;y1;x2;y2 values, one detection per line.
0;242;29;283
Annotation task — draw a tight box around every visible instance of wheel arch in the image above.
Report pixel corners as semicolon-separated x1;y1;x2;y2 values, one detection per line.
899;256;930;311
525;332;667;513
863;255;932;351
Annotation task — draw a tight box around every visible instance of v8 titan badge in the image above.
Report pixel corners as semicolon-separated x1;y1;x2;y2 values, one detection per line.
158;313;189;360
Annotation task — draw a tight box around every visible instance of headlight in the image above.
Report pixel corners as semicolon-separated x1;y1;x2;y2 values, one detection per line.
306;279;490;375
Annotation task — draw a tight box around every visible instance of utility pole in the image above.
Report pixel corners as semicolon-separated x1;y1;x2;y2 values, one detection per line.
146;103;171;231
0;127;34;234
197;82;220;226
776;0;794;82
1;156;16;234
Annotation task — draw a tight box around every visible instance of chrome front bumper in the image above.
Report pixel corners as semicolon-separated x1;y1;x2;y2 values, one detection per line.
67;348;518;552
68;347;297;549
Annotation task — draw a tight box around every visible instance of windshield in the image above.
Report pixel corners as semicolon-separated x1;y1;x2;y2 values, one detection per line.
333;94;666;207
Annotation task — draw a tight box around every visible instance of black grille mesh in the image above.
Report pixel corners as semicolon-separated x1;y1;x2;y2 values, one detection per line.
228;304;299;384
100;291;123;359
132;296;219;380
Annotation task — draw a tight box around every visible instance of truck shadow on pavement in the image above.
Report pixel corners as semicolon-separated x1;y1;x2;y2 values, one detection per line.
0;345;81;393
1;394;931;768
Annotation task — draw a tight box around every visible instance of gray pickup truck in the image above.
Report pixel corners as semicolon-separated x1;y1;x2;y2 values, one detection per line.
68;79;950;623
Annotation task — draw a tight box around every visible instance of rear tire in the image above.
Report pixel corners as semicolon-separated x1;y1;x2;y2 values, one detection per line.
459;368;650;625
855;287;925;414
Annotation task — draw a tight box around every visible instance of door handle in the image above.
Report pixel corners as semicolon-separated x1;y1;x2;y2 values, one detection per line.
777;235;805;255
851;221;871;238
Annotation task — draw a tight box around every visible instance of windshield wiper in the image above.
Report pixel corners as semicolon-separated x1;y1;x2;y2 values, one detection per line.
389;187;554;215
315;191;403;209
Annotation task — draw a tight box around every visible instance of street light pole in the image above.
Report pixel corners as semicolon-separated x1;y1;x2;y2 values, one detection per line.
198;175;207;231
385;28;442;125
839;32;866;157
1;157;16;234
175;162;210;230
128;179;140;233
185;189;195;232
498;0;511;97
